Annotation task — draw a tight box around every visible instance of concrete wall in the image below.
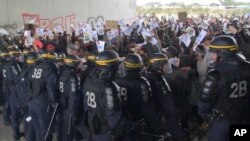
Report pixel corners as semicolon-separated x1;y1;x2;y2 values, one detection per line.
0;0;136;33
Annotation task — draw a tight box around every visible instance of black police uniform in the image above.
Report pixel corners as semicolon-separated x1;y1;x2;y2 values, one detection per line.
58;65;81;141
198;35;250;141
82;50;134;141
26;59;58;141
144;53;188;141
4;56;24;140
115;54;164;141
1;57;11;124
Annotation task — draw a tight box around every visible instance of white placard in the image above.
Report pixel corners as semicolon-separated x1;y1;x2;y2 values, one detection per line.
36;28;44;36
151;37;158;45
179;33;191;47
24;30;31;37
91;30;98;40
53;25;63;33
96;41;105;52
195;30;207;45
107;31;116;40
84;32;93;43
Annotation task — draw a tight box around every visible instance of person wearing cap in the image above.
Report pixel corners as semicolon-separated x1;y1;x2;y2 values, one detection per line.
198;35;250;141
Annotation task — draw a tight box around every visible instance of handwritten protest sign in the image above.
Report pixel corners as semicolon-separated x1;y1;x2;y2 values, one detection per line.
24;30;31;37
36;28;44;36
179;33;191;47
96;41;105;52
84;32;93;43
105;20;119;30
193;29;207;51
107;31;116;40
53;25;63;33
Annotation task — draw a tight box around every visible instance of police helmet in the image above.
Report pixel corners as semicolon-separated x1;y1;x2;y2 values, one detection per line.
209;35;238;58
64;55;81;68
124;53;143;71
149;53;168;70
0;49;10;60
8;47;22;57
26;52;40;65
57;52;66;61
23;48;33;56
95;50;120;69
87;51;98;64
39;50;57;60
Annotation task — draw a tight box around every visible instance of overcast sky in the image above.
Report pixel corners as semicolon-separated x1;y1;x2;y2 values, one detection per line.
136;0;250;6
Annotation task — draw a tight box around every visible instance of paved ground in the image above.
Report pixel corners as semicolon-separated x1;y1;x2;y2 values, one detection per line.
0;111;16;141
0;108;208;141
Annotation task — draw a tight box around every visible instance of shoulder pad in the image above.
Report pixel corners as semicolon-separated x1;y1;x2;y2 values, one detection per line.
161;76;171;92
200;69;220;102
206;69;220;79
140;77;152;102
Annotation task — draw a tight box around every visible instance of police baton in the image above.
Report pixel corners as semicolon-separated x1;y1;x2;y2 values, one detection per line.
45;102;58;141
140;131;165;141
67;113;72;136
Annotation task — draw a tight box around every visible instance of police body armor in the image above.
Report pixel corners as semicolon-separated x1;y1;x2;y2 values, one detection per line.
4;61;22;98
58;67;80;109
145;71;173;114
115;76;151;122
15;66;31;106
28;60;58;100
83;76;120;134
204;60;250;124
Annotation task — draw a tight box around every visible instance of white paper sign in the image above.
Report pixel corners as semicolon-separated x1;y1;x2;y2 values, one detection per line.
24;30;31;37
195;30;207;45
141;30;152;37
185;27;195;37
97;26;105;35
53;25;63;33
179;33;191;47
96;41;105;52
107;31;116;40
36;28;44;36
150;21;159;30
119;19;126;26
223;22;228;34
123;26;133;36
84;32;93;43
198;22;209;30
91;30;98;40
151;37;158;45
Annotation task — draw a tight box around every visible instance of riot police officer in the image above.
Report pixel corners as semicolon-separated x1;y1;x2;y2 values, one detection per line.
197;35;250;141
115;53;164;141
26;50;59;141
80;51;98;86
144;53;189;141
15;52;40;140
0;49;10;116
4;48;25;140
57;55;81;141
82;50;136;141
